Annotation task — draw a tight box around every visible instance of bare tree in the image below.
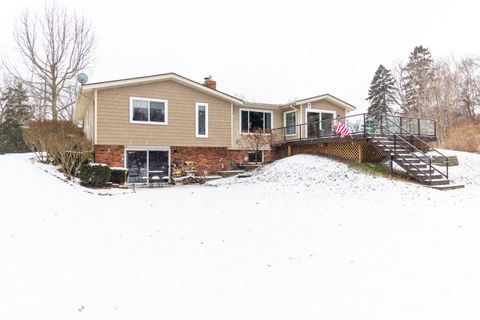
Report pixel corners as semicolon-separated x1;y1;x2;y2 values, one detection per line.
3;2;95;120
236;128;276;164
457;57;480;121
430;59;461;141
392;61;407;114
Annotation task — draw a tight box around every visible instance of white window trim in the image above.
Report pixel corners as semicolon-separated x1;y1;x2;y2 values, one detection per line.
305;109;337;138
283;110;298;136
239;108;274;134
129;96;168;125
195;102;209;138
247;150;264;164
124;146;170;184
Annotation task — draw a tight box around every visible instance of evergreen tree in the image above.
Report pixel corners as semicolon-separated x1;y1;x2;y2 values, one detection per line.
0;82;32;153
401;45;434;116
366;64;397;119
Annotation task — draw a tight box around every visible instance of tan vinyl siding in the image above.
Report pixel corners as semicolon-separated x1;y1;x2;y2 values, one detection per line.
299;100;346;123
96;80;232;147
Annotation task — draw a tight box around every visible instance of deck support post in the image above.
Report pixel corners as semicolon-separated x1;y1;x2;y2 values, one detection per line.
287;145;292;157
389;155;393;176
358;143;363;163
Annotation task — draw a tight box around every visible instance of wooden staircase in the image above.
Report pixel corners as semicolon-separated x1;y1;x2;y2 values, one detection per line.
365;115;452;187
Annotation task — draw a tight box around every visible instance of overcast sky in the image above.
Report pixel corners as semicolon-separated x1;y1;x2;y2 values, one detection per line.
1;0;478;113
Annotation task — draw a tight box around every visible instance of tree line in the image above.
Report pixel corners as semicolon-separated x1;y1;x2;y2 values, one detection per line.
366;45;480;141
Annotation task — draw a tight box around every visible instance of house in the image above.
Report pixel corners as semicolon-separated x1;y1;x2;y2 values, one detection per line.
74;73;356;183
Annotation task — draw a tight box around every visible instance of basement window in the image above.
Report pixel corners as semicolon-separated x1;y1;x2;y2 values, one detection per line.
130;97;168;125
248;150;263;164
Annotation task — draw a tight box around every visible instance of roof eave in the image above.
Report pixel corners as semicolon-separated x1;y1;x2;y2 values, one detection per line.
293;94;357;111
79;73;244;105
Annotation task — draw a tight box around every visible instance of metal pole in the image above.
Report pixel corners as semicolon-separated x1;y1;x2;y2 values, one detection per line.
389;155;393;175
394;135;396;154
380;115;383;135
363;113;366;138
446;158;449;179
429;158;432;183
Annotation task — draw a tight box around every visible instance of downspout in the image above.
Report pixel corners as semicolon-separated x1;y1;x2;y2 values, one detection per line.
230;102;234;148
94;89;98;146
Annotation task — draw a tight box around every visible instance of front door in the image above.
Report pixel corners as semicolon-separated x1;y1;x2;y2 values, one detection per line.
307;112;320;138
126;149;169;184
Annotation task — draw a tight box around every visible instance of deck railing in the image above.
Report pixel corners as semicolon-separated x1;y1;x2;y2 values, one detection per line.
271;113;436;144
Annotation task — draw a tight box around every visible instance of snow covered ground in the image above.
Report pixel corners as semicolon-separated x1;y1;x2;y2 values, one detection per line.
0;151;479;320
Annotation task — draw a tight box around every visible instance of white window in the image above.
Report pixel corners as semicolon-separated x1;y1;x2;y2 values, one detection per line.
240;109;273;133
284;110;297;135
130;97;168;125
195;102;208;138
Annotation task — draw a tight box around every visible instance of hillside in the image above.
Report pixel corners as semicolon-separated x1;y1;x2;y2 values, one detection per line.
0;152;479;320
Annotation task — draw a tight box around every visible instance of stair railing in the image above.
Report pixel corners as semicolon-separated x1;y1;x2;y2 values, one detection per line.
364;114;448;181
381;116;449;179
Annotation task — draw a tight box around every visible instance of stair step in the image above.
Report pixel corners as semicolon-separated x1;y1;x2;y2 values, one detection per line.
429;183;465;190
399;162;428;169
396;158;422;163
414;173;444;180
408;168;436;174
379;147;410;153
422;178;450;186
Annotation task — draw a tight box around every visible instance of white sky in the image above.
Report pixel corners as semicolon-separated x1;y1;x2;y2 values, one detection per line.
0;0;479;113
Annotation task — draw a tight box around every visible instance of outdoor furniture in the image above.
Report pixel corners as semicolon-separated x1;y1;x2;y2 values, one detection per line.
149;170;165;186
363;120;377;134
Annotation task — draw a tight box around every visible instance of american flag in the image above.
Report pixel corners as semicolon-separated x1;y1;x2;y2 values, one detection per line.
335;122;350;138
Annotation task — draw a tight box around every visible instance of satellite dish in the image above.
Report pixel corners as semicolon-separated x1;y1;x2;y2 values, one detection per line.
77;73;88;85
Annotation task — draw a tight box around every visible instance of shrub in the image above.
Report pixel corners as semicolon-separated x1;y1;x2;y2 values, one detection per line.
441;121;480;153
23;120;92;178
110;168;128;185
79;163;111;186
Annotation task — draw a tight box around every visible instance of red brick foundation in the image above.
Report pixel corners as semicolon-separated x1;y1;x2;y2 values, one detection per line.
94;145;125;167
94;144;276;174
171;146;275;175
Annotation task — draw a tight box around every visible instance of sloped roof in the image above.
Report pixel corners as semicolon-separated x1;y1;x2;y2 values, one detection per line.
74;73;356;121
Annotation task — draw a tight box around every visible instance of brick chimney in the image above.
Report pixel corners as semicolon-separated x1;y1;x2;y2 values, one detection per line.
203;75;216;90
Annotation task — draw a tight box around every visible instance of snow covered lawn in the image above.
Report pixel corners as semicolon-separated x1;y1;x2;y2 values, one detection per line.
0;151;479;320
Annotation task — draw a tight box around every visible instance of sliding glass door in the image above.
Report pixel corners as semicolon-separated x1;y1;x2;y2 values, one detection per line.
126;149;169;184
148;151;169;182
307;112;320;138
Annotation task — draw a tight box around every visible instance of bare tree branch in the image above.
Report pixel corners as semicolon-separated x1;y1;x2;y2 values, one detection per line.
2;1;95;121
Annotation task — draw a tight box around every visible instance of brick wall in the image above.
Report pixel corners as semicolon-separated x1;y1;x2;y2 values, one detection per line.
172;146;254;174
94;145;125;167
94;144;275;174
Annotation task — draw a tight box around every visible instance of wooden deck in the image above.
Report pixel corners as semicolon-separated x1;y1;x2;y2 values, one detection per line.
271;132;437;147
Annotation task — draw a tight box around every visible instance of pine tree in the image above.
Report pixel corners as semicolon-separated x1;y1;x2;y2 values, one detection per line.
366;64;397;119
401;45;434;116
0;82;32;153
